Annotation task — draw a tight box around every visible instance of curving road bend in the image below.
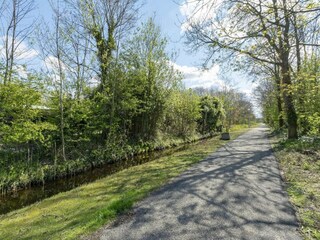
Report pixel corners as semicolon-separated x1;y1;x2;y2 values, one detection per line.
91;126;301;240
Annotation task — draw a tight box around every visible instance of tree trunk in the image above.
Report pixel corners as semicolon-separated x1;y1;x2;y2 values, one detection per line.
276;94;285;128
55;2;67;161
281;62;298;139
281;0;298;139
274;65;284;128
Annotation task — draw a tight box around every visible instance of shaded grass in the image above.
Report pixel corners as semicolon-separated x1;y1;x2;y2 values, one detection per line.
0;126;249;240
273;136;320;240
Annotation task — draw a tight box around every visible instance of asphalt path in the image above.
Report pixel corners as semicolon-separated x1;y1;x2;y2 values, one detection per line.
92;126;301;240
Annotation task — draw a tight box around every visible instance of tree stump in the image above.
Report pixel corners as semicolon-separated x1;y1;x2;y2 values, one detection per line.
221;132;230;140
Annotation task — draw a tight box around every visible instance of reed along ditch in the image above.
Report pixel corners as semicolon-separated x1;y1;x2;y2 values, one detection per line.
0;138;210;215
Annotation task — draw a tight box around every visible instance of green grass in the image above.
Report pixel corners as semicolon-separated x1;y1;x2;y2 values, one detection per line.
0;126;249;240
273;136;320;240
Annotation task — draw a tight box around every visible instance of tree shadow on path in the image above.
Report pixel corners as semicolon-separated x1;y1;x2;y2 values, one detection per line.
99;127;301;240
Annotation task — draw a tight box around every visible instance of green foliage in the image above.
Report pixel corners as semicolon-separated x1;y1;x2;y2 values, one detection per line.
63;98;94;143
254;79;283;130
162;90;201;138
198;96;224;134
257;56;320;137
294;57;320;136
0;16;254;196
121;18;181;141
214;88;254;131
0;82;55;144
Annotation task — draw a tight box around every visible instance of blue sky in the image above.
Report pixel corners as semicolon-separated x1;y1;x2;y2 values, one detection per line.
31;0;257;99
141;1;204;66
34;0;201;66
140;1;258;94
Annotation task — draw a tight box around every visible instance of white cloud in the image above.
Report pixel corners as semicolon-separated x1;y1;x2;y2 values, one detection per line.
15;65;28;79
16;42;39;60
44;55;58;70
0;36;39;79
180;0;223;32
180;0;248;39
238;81;261;117
0;35;39;61
172;62;225;89
41;55;68;85
43;55;68;72
240;82;257;98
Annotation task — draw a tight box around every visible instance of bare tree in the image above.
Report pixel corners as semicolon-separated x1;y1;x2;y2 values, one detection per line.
0;2;5;74
0;0;36;84
65;0;141;140
58;9;95;100
36;0;67;161
66;0;140;89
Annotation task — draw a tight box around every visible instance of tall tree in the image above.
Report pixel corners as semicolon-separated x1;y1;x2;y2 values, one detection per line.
58;10;95;100
198;95;224;134
67;0;140;90
245;56;285;128
65;0;140;140
183;0;320;139
121;19;181;140
163;89;201;138
36;0;68;161
0;0;35;84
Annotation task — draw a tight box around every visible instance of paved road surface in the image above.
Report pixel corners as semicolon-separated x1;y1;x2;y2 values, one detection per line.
92;126;301;240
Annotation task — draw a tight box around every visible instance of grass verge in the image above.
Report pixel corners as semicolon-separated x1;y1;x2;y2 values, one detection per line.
0;126;249;240
273;136;320;240
0;131;225;193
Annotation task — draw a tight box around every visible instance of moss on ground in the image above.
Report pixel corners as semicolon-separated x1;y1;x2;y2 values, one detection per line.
0;127;249;240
